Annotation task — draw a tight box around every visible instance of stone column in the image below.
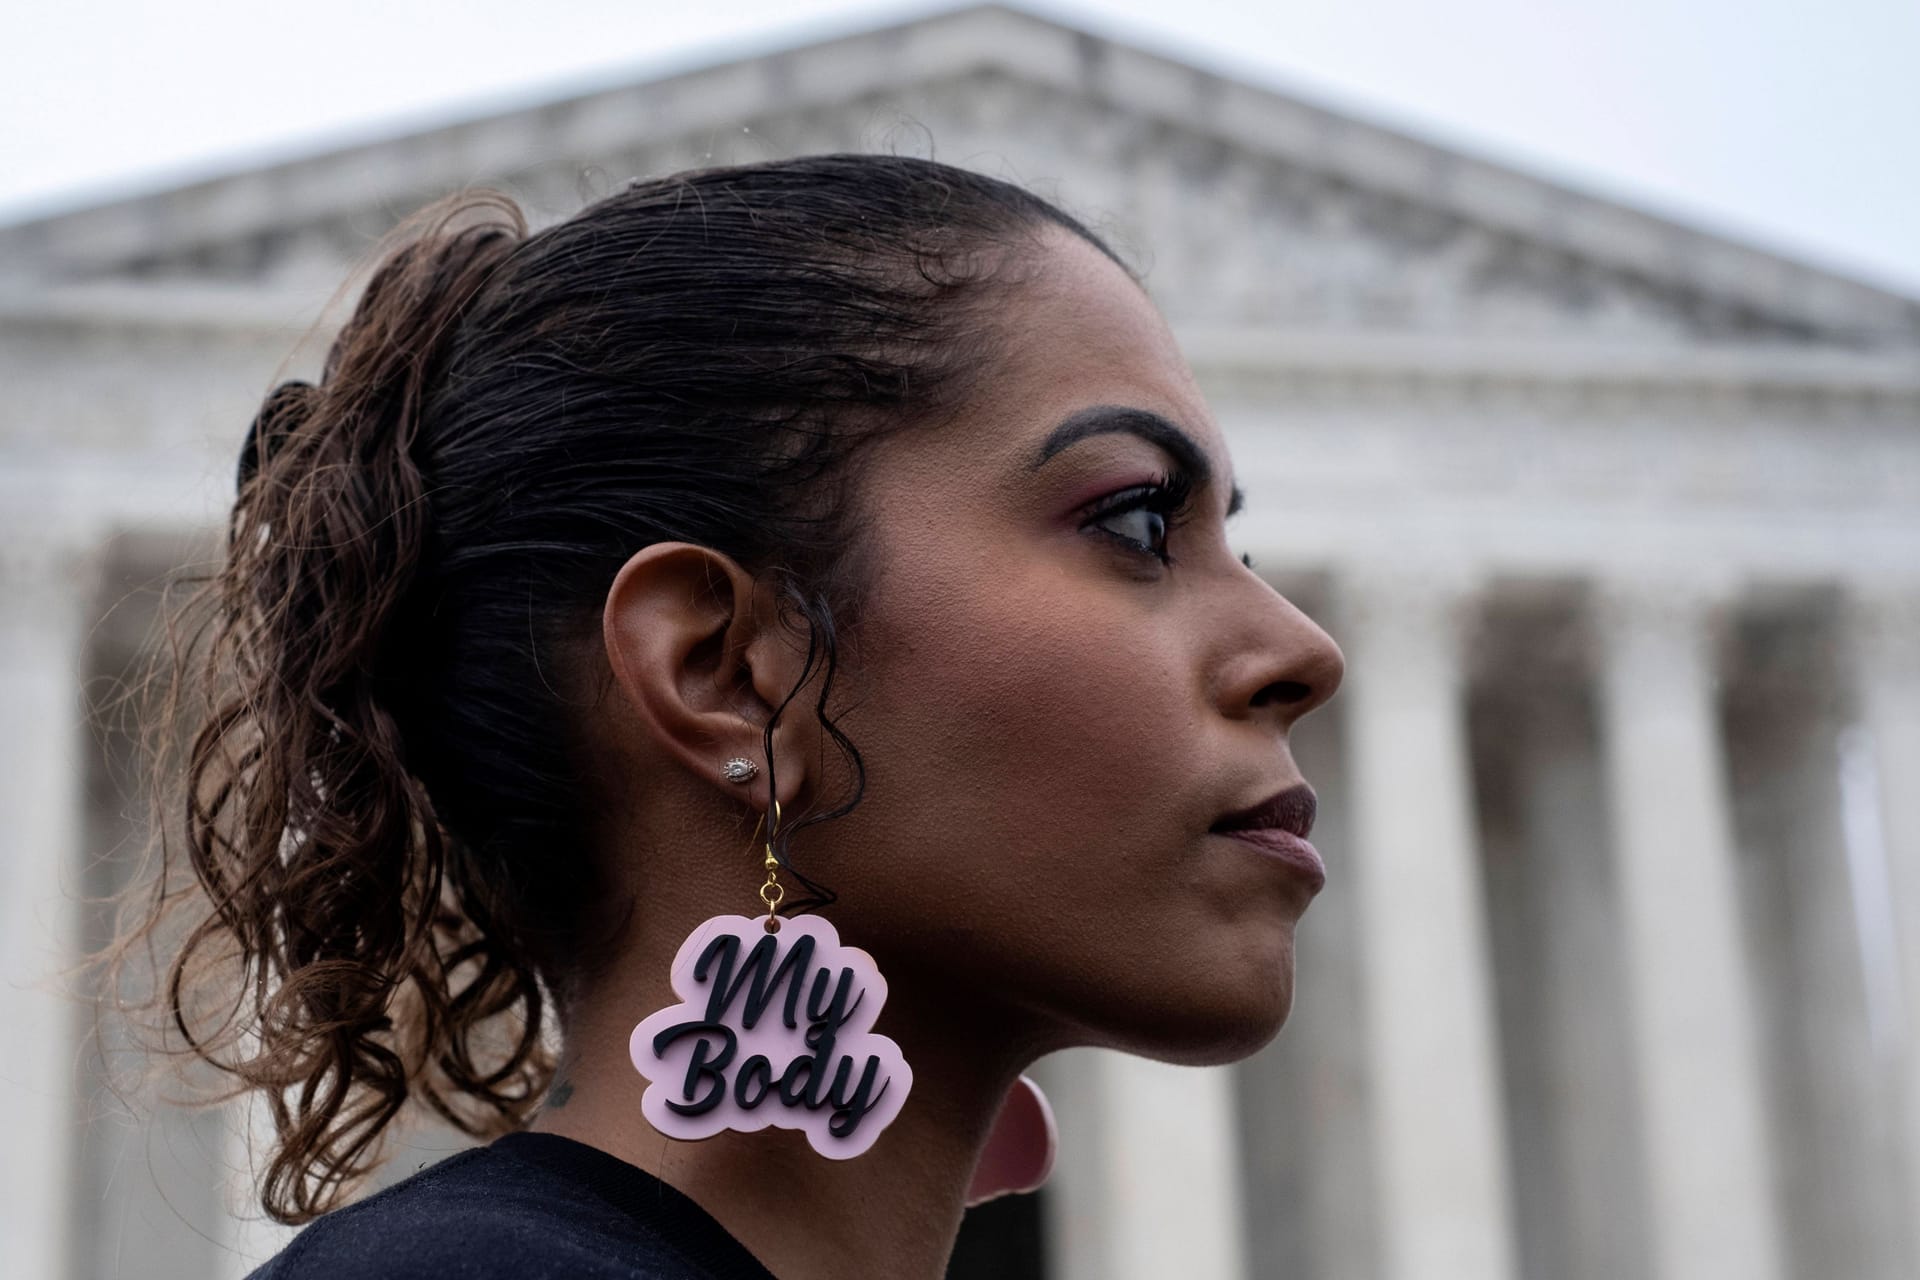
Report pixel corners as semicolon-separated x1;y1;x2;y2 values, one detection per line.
1103;1054;1248;1280
1233;683;1380;1280
1333;566;1517;1280
0;534;96;1280
1473;661;1652;1280
1591;576;1784;1280
1844;580;1920;1271
1039;1048;1247;1280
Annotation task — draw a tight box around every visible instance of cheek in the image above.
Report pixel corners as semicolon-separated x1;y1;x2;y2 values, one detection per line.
831;548;1214;977
864;555;1194;852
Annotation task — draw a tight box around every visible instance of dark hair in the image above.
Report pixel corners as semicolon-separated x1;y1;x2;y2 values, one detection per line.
95;153;1125;1225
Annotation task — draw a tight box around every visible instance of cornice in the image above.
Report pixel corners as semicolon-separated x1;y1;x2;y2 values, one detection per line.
1179;326;1920;397
5;286;1917;402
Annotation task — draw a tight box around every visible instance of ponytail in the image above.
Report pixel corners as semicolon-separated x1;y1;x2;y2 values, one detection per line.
103;191;553;1225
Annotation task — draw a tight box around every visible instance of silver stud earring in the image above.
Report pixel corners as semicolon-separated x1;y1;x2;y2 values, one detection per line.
722;757;759;784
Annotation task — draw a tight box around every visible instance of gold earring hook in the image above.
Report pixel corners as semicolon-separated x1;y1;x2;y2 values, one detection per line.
754;798;784;930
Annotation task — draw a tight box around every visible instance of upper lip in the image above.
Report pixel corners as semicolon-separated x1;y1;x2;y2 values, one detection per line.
1211;782;1316;839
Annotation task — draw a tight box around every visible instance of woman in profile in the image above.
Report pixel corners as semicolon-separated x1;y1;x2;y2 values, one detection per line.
106;153;1342;1279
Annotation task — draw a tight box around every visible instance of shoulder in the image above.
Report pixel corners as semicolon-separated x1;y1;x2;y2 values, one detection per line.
244;1146;701;1280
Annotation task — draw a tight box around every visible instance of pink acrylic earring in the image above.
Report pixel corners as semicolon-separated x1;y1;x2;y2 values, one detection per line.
628;797;913;1158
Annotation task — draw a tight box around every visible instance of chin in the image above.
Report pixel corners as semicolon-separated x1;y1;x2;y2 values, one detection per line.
1103;946;1299;1066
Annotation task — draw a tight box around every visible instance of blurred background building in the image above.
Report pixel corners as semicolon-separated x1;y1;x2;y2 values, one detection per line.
3;5;1917;1278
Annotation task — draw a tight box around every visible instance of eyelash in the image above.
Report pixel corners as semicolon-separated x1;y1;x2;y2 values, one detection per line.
1080;470;1253;571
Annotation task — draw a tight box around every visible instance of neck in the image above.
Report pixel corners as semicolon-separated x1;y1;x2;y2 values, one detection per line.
529;950;1038;1280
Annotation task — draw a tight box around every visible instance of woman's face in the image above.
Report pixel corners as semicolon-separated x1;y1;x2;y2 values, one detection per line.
796;225;1344;1064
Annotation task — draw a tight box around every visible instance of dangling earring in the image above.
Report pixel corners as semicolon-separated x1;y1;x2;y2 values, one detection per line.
627;793;913;1158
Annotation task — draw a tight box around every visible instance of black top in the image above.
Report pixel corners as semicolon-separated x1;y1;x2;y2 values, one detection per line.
245;1131;780;1279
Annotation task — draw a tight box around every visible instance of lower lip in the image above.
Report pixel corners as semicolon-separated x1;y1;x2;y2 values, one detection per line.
1213;828;1326;891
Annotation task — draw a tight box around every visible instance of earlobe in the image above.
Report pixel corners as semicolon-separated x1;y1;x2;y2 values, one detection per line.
600;542;817;809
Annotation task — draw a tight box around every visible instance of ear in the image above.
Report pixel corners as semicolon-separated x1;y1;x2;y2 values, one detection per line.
601;542;822;816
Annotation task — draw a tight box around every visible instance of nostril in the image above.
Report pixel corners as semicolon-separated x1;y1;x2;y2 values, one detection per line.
1251;679;1313;708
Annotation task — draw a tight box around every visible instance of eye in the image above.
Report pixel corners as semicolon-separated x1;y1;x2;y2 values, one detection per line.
1081;471;1196;566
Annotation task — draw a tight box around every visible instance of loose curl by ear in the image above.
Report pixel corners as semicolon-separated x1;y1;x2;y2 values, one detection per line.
88;157;1129;1226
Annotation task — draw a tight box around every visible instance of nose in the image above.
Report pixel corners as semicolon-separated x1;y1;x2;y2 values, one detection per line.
1215;578;1345;728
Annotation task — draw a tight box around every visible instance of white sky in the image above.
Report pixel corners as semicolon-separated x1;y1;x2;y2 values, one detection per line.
3;0;1916;294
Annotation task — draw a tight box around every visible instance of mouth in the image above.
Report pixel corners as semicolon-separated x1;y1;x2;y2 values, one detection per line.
1210;782;1324;891
1211;782;1316;839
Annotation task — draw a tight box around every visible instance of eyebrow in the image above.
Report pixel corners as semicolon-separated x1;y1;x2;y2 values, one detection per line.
1030;404;1244;518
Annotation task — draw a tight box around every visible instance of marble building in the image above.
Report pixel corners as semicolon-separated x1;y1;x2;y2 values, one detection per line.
2;5;1916;1278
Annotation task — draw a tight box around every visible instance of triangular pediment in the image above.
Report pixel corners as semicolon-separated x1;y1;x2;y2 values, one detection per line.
3;3;1915;350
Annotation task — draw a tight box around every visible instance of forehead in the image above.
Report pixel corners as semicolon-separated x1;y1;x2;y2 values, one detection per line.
935;225;1228;477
